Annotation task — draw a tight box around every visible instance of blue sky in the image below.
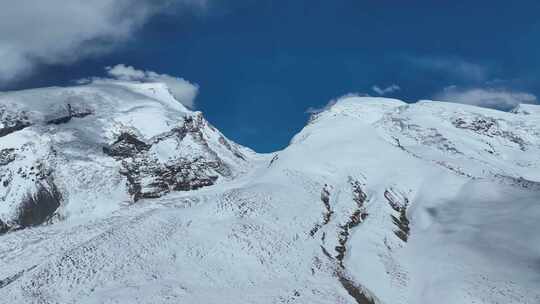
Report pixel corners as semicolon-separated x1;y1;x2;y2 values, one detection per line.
3;1;540;152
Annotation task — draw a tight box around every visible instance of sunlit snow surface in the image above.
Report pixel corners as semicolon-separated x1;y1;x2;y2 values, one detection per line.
1;89;539;304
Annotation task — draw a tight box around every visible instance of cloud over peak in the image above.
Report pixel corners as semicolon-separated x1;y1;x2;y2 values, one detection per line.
0;0;205;85
406;56;488;83
434;86;538;111
372;84;400;96
104;64;199;108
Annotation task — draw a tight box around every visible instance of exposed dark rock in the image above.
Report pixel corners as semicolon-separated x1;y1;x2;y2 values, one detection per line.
0;219;9;234
434;160;475;179
46;104;93;125
119;152;226;201
335;178;368;267
321;185;333;225
46;115;72;125
337;272;376;304
268;154;279;168
1;148;60;233
453;117;496;133
0;121;31;137
320;245;333;260
452;116;527;151
391;211;410;242
46;112;92;125
351;179;368;214
17;181;62;227
122;158;221;201
0;148;16;165
495;175;540;191
165;164;219;191
384;189;410;242
0;107;31;137
103;132;151;158
104;114;238;201
233;151;246;161
310;184;334;237
501;131;527;151
2;179;11;187
0;265;37;289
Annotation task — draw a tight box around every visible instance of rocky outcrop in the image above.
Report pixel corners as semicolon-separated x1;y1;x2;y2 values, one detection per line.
337;273;377;304
0;148;16;166
104;113;244;201
46;104;93;125
103;133;151;158
495;175;540;191
0;219;8;234
335;178;368;266
384;188;410;242
0;146;61;233
17;180;62;227
0;83;252;233
0;107;31;137
309;184;334;237
452;116;527;151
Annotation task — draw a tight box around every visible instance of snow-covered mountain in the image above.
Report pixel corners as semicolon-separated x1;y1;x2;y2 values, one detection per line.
0;84;539;304
0;81;253;231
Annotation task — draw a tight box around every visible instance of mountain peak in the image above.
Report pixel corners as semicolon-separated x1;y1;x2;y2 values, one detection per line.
308;96;406;126
0;83;251;230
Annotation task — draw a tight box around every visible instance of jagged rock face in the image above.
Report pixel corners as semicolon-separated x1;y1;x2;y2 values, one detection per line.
0;82;253;232
103;113;243;200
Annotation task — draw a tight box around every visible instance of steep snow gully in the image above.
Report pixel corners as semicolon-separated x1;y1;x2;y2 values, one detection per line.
1;82;540;304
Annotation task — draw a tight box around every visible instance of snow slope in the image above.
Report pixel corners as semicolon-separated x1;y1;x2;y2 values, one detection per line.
0;91;539;304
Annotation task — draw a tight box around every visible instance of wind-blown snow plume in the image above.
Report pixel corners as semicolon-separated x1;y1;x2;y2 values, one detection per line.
306;93;367;114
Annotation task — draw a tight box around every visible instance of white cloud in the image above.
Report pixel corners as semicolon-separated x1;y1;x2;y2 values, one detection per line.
106;64;148;81
0;0;205;85
104;64;199;108
372;84;400;96
434;86;538;110
407;56;488;82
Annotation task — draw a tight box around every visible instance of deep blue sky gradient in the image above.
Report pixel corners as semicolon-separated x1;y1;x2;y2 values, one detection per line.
10;0;540;152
